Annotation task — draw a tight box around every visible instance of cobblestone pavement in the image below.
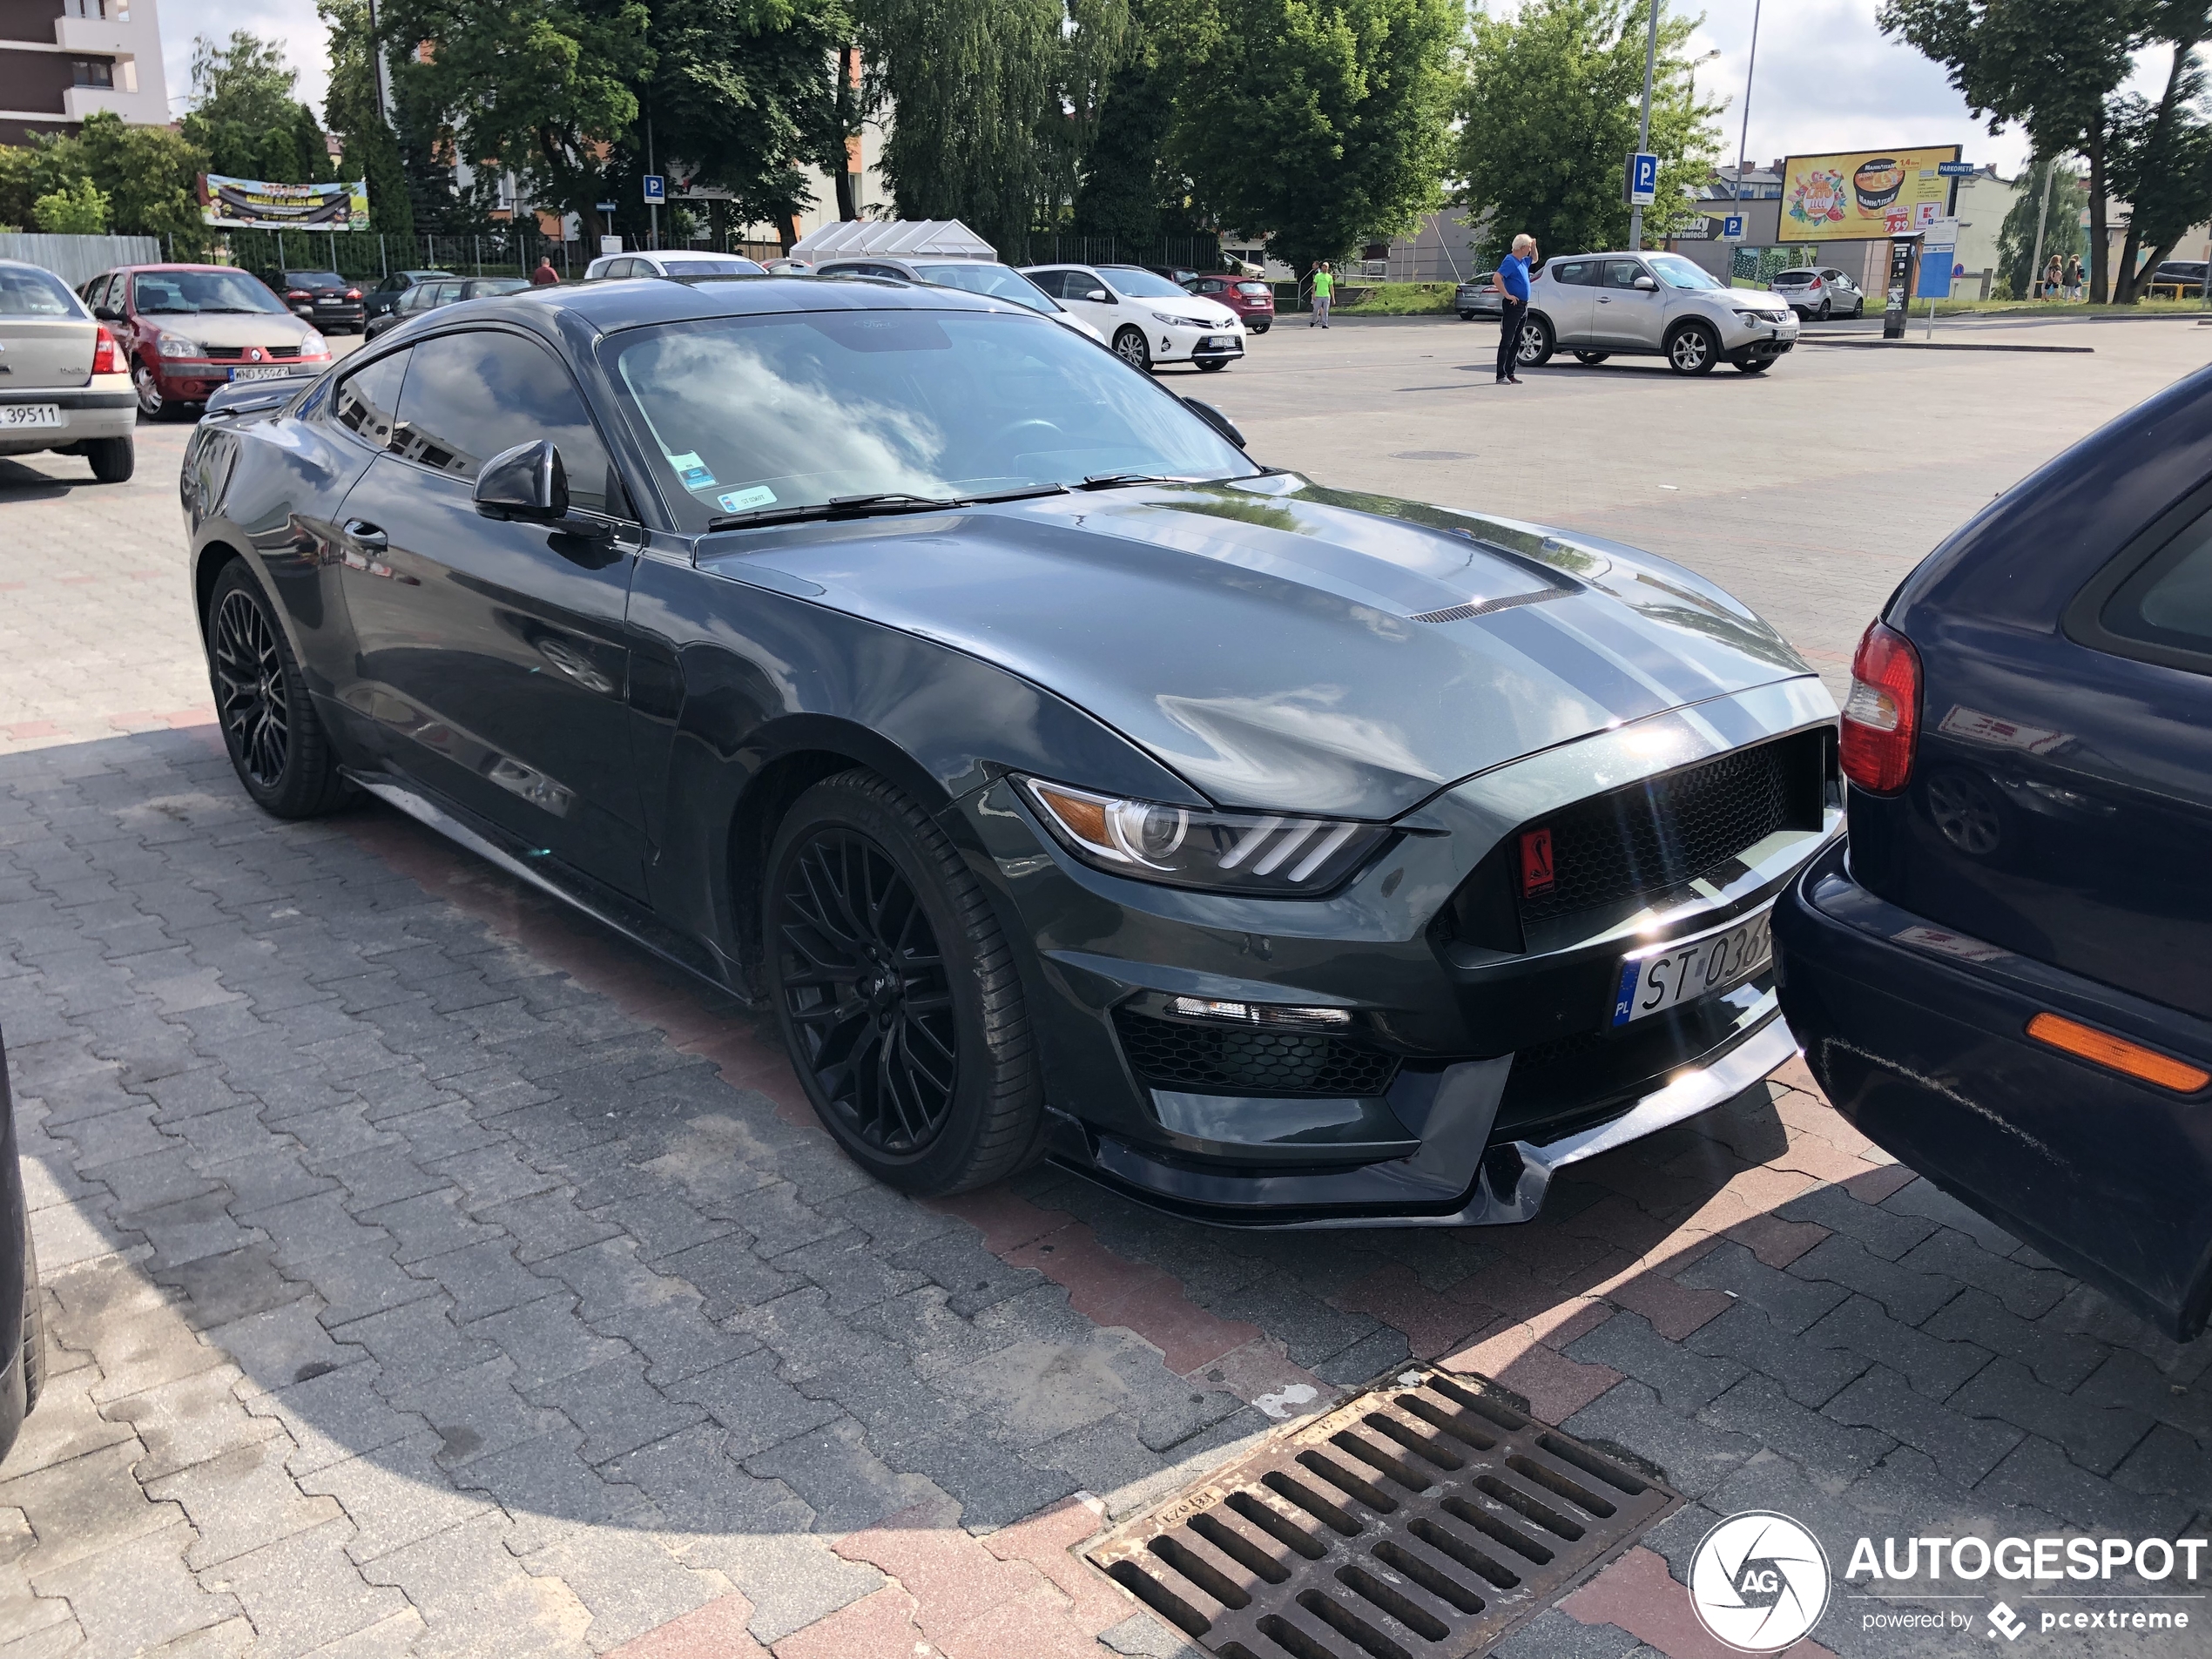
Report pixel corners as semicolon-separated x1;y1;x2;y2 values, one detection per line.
2;331;2209;1659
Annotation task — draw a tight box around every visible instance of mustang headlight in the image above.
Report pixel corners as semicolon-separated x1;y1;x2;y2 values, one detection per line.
1017;777;1388;894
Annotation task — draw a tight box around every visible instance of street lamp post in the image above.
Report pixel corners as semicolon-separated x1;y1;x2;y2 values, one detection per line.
1729;0;1762;285
1628;0;1662;251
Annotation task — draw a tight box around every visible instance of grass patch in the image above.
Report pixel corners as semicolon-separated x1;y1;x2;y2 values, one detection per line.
1333;281;1461;315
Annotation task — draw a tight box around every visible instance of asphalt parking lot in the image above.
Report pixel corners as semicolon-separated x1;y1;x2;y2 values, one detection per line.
1;315;2209;1659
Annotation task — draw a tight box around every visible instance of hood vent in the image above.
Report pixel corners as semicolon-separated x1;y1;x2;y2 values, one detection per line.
1411;589;1565;625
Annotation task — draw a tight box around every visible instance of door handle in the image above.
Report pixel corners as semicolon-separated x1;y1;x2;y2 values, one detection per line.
343;519;388;550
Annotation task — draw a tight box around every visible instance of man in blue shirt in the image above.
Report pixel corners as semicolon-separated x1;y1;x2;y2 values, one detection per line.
1494;233;1536;383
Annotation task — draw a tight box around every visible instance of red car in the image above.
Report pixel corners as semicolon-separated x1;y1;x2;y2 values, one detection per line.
80;264;333;420
1183;273;1275;334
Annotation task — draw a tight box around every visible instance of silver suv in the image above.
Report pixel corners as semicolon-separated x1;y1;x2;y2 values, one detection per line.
1517;251;1799;375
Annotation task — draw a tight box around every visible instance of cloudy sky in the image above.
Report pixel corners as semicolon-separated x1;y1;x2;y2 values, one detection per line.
153;0;2172;180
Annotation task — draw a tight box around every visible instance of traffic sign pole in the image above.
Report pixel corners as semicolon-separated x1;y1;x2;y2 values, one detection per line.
1629;0;1662;249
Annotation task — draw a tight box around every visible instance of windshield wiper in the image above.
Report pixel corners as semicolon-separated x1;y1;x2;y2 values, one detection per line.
705;482;1067;533
1081;471;1179;489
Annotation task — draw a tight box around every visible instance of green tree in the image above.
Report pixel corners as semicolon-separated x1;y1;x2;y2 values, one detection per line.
1156;0;1463;274
77;112;211;246
1454;0;1718;266
319;0;415;236
1995;157;2086;297
34;176;109;233
378;0;653;246
181;31;332;183
2109;3;2212;299
1878;0;2149;301
646;0;853;239
1072;55;1180;242
856;0;1087;254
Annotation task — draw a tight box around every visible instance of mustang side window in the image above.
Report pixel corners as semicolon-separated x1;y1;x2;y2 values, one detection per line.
388;328;617;515
332;349;408;449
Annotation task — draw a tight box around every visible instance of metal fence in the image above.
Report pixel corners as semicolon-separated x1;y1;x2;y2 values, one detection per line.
0;232;160;287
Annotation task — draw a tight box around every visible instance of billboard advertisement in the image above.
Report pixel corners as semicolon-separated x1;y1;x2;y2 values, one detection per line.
199;174;371;231
1777;146;1960;241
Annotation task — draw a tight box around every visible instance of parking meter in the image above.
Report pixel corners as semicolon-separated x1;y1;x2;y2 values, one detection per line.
1884;234;1922;341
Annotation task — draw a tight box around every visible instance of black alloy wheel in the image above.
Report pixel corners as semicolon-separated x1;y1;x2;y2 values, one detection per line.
1113;327;1153;372
767;771;1043;1196
206;562;350;818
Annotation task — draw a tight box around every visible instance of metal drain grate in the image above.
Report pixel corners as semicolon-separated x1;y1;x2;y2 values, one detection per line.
1087;1367;1678;1659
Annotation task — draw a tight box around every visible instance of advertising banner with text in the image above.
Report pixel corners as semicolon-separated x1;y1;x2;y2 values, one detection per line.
199;175;371;231
1778;146;1961;241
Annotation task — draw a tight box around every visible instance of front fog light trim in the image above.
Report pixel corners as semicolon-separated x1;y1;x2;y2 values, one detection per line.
1166;995;1354;1029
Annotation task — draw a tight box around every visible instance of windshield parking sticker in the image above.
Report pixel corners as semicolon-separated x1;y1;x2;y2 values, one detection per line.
717;485;776;513
666;451;717;491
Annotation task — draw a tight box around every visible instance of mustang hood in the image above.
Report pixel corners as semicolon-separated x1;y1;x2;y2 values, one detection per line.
700;475;1816;819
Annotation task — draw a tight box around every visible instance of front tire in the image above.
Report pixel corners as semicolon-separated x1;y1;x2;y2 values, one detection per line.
132;360;170;420
767;771;1043;1197
1516;314;1554;367
85;436;132;482
206;562;351;819
1572;350;1609;366
1112;327;1152;372
1667;322;1719;375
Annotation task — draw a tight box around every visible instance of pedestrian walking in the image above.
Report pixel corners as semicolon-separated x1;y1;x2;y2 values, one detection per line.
2064;253;2083;300
530;255;561;287
1494;233;1535;383
1309;262;1334;327
2043;255;2064;300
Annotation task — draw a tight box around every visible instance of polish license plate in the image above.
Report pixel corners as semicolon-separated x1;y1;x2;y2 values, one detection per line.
230;366;294;381
0;403;62;428
1608;907;1774;1027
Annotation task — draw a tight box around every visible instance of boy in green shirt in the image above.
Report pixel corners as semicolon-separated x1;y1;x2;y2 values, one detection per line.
1309;263;1334;327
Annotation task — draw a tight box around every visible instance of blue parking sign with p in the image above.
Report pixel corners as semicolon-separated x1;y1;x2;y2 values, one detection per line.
1626;152;1658;206
642;174;666;204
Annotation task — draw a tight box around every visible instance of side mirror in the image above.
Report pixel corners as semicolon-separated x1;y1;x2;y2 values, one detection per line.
93;305;120;321
1086;289;1111;304
475;439;568;523
1182;396;1245;449
1633;275;1659;292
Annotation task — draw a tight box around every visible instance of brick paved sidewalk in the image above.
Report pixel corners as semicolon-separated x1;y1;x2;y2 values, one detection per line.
3;728;2207;1659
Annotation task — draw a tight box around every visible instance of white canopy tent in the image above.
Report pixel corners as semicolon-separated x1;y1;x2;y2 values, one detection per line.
788;219;999;261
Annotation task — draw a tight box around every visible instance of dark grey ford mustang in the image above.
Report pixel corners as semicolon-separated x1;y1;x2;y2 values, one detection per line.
181;275;1839;1226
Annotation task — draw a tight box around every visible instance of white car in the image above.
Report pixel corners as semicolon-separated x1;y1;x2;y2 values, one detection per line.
1020;262;1244;372
583;250;767;280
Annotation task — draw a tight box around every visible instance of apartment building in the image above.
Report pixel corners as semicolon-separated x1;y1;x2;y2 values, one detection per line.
1;0;170;146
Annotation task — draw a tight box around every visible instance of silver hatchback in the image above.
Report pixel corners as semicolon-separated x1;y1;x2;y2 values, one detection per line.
0;260;136;481
1517;251;1799;375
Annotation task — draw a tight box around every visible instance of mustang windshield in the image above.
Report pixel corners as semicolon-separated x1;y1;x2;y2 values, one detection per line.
608;307;1259;531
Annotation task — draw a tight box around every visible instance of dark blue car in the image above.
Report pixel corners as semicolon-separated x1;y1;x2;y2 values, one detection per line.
1776;365;2212;1340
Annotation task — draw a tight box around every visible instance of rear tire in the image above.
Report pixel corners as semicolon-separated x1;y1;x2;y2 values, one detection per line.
1666;322;1719;375
1572;350;1609;366
1112;327;1152;372
85;436;132;482
766;771;1044;1197
1516;314;1554;367
1816;298;1831;320
1458;311;1476;321
19;1208;42;1418
206;561;351;819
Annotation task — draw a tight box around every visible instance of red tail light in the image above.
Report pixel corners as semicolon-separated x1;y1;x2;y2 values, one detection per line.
91;325;119;375
343;288;361;300
287;289;311;300
1839;620;1921;793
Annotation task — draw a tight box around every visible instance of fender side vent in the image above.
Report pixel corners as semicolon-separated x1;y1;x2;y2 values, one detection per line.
1410;590;1565;625
1086;1366;1677;1657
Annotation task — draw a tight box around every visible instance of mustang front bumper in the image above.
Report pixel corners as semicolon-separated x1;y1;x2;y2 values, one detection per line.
956;677;1838;1227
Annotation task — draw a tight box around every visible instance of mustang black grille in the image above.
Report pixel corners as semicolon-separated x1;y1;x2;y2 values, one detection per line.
1520;737;1807;924
1115;1008;1399;1098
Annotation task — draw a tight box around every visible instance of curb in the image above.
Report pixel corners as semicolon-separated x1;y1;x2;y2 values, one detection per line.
1800;338;2094;354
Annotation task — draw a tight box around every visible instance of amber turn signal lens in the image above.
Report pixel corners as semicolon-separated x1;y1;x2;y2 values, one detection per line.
2027;1013;2209;1094
1028;783;1109;849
